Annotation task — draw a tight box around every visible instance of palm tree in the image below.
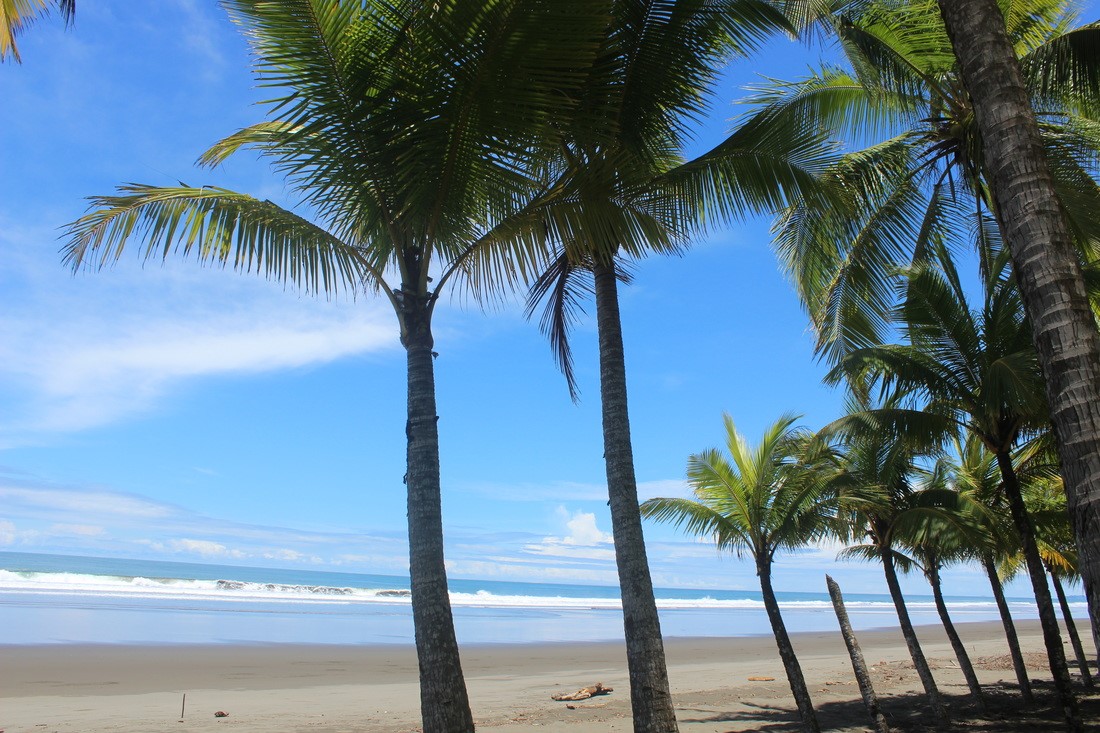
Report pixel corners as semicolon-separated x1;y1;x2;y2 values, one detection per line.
1;0;74;62
522;4;831;730
641;413;835;733
935;1;1100;708
949;433;1035;700
826;403;951;727
59;2;610;730
897;453;989;711
831;248;1082;726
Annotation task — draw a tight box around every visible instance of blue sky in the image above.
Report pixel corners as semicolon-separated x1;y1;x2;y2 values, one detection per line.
0;0;1090;599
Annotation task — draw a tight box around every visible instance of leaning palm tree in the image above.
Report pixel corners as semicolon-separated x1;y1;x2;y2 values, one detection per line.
60;2;611;731
1;0;74;62
831;246;1081;725
522;4;831;729
935;2;1100;699
642;413;836;733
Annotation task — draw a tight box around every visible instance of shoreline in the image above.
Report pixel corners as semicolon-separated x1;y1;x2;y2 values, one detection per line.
2;620;1096;731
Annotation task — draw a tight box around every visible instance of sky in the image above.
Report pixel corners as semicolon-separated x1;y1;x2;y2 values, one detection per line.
0;0;1092;599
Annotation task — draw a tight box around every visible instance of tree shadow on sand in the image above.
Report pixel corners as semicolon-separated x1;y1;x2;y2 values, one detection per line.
677;680;1099;732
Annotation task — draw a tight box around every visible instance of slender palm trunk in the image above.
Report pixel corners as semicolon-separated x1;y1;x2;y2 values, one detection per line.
593;260;679;733
983;554;1033;700
1049;569;1094;689
403;300;474;733
759;560;819;733
826;575;890;733
880;547;949;727
995;451;1080;730
926;562;985;711
936;0;1100;668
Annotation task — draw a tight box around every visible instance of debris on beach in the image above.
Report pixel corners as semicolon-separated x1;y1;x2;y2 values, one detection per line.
551;682;613;701
214;711;229;718
747;676;776;681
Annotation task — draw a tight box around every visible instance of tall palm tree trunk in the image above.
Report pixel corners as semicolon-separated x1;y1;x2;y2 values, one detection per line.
880;548;949;727
983;554;1033;700
1049;569;1095;689
593;260;679;733
759;560;820;733
936;0;1100;665
995;451;1080;730
926;562;985;711
826;575;890;733
403;301;474;733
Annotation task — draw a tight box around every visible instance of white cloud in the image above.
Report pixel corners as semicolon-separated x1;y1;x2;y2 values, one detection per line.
49;523;107;538
562;511;612;546
168;538;245;558
520;509;616;562
0;486;174;520
0;520;15;545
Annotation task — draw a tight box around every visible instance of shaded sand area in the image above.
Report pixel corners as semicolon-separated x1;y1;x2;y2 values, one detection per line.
2;620;1097;732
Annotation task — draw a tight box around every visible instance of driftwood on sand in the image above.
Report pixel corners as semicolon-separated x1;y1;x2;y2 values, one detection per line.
551;683;613;701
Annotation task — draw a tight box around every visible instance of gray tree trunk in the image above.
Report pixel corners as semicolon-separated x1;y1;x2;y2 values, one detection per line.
926;562;985;711
936;0;1100;674
593;260;679;733
826;575;889;733
995;451;1081;731
1049;569;1095;689
758;560;820;733
983;554;1034;700
880;548;949;727
403;299;474;733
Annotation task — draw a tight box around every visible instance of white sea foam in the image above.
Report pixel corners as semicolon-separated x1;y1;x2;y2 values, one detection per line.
0;569;1068;614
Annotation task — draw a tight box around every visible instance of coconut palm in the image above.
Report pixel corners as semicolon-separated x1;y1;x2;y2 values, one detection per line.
825;401;952;727
641;413;836;733
830;247;1082;726
1;0;74;62
948;433;1036;699
935;2;1100;713
521;4;831;729
60;2;611;730
896;452;990;711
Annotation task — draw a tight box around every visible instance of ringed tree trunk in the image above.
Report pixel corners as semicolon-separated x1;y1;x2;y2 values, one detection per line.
758;558;820;733
995;451;1081;730
983;554;1034;700
592;260;679;733
880;547;950;727
402;296;475;733
936;0;1100;670
826;575;890;733
1049;569;1095;689
926;561;985;711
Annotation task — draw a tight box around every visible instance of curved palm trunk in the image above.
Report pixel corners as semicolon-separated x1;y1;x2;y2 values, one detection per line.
593;260;679;733
826;575;890;733
759;560;820;733
926;562;985;711
936;0;1100;673
995;451;1081;730
983;554;1034;701
403;300;474;733
1049;569;1094;689
880;547;949;727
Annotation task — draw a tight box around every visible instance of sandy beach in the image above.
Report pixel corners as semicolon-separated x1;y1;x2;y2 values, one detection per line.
2;619;1097;732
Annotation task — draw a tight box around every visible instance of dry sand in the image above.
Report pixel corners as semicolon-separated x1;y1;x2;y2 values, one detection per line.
2;620;1097;732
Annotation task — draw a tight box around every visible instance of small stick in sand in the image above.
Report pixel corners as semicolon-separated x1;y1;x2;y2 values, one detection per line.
179;693;186;722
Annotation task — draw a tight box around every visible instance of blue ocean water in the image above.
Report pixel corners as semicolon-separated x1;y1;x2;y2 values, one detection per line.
0;551;1058;646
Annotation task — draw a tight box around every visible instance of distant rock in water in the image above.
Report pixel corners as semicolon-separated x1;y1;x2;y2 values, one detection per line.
376;589;412;597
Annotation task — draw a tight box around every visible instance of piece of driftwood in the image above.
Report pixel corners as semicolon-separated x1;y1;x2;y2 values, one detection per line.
551;682;613;701
747;676;775;681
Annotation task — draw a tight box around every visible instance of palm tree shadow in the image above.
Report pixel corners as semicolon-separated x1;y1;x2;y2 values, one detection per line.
677;683;1100;731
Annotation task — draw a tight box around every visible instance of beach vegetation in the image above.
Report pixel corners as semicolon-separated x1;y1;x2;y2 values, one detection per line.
641;413;837;733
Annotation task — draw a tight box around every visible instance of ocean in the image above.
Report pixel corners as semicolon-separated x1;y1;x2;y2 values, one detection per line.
0;551;1065;646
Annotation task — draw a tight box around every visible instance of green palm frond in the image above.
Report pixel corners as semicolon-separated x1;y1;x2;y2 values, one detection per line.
63;184;375;297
